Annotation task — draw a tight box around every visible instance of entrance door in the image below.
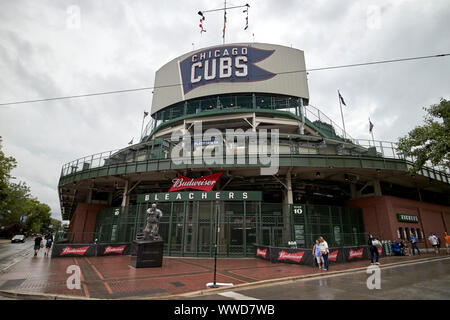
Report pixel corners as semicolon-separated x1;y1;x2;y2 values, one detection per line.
261;227;284;246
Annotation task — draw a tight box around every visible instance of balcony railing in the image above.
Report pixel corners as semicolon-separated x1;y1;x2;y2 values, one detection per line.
60;135;449;180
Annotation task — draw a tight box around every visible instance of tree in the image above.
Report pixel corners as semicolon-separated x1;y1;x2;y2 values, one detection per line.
0;137;18;209
0;137;54;237
24;198;52;234
397;98;450;173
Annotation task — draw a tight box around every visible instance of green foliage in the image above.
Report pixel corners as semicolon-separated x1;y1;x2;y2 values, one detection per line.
0;136;58;236
397;98;450;173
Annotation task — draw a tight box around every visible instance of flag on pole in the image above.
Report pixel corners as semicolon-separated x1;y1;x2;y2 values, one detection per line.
338;91;347;106
198;11;206;33
222;10;227;40
369;119;374;133
128;138;133;145
243;4;250;30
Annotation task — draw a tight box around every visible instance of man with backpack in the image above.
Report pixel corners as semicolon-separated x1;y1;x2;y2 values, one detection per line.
368;234;381;265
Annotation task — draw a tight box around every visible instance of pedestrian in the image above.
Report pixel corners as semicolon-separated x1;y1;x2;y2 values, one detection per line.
409;233;421;256
428;233;439;255
319;236;329;271
368;234;380;265
444;232;450;255
44;234;53;256
312;239;324;269
33;234;43;256
400;240;409;256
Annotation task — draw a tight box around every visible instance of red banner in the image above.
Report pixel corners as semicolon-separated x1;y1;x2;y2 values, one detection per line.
104;245;126;255
348;248;364;260
168;173;222;192
60;246;90;256
277;250;304;263
328;250;339;262
256;248;268;259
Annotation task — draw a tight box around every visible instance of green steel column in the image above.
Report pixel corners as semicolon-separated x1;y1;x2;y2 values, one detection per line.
289;204;294;242
328;206;333;245
339;207;344;245
195;201;199;257
258;201;262;244
252;93;256;109
304;204;310;246
167;202;173;255
181;201;186;257
243;201;246;256
210;201;214;257
184;101;188;116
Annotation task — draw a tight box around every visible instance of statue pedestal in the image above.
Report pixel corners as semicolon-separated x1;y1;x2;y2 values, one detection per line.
130;240;164;268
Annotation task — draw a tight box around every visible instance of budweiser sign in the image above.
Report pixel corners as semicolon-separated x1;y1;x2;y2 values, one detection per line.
168;173;222;192
256;248;268;259
277;250;304;263
328;250;339;262
60;246;90;256
348;248;364;260
104;245;126;255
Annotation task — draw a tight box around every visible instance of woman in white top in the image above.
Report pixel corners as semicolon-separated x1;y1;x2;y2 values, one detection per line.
319;237;329;271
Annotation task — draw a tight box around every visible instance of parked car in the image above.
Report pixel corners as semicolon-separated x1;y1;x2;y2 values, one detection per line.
11;235;25;243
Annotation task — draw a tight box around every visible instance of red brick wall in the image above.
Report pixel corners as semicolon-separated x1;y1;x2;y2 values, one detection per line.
347;195;449;249
68;203;108;243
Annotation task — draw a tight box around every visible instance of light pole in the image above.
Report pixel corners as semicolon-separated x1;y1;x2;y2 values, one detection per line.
206;200;233;288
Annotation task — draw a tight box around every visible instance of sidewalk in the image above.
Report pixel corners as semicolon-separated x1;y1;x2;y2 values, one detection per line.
0;252;447;299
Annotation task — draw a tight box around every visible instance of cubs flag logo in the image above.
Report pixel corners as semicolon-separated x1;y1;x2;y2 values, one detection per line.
179;45;275;95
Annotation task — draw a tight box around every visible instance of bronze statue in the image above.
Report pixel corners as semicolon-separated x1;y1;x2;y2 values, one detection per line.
142;203;163;241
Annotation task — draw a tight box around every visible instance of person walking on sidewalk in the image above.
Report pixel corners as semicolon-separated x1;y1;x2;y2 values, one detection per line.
312;239;324;269
33;234;43;256
409;233;421;256
319;236;329;271
428;233;439;255
44;233;53;256
368;234;380;265
444;232;450;254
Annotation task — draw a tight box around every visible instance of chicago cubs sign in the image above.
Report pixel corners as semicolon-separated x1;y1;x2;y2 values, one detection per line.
151;43;309;115
179;45;275;95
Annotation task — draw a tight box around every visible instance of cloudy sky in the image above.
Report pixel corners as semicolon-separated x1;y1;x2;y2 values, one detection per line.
1;0;449;221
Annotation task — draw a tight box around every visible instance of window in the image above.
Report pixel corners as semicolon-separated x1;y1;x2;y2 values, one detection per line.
417;228;423;240
398;227;403;240
405;227;409;239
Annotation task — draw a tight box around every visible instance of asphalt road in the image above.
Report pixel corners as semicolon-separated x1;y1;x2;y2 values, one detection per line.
0;238;34;272
188;257;450;300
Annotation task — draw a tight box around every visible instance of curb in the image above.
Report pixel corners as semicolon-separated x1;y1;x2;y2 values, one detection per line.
0;290;97;300
127;255;450;300
1;255;448;300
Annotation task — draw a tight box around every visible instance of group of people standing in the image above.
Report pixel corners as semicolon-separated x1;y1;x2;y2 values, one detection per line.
33;233;53;256
312;237;329;271
428;232;450;255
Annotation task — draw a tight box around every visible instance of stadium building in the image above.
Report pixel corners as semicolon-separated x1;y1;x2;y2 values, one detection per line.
57;43;449;257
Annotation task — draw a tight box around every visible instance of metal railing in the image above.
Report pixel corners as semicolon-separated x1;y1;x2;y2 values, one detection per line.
60;102;449;178
60;136;449;179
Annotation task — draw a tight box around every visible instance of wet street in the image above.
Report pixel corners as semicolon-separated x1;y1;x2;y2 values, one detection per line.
0;239;34;272
188;257;450;300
